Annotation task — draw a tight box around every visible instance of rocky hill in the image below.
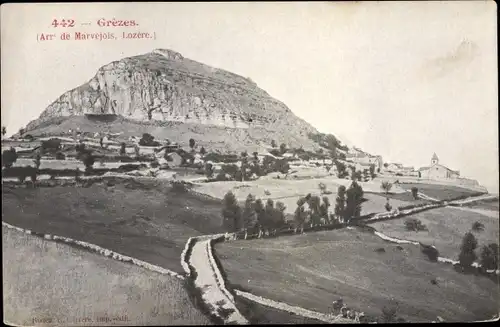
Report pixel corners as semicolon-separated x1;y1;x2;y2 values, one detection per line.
24;49;326;153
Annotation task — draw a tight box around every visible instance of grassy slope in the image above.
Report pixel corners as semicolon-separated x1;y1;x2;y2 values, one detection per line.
1;179;225;273
398;183;485;201
2;226;211;326
370;207;499;260
215;228;499;323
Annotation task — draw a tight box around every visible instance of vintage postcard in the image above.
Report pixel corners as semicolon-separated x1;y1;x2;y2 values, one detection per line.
1;1;498;325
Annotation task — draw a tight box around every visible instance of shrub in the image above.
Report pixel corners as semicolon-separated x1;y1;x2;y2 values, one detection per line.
385;200;392;212
381;303;398;323
480;243;499;271
150;160;160;168
471;221;485;232
405;218;428;232
55;152;66;160
458;232;478;268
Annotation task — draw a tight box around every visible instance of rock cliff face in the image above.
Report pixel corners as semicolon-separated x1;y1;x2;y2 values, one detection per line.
26;49;320;152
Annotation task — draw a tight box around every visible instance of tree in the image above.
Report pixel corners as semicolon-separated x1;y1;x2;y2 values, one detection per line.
369;164;376;179
262;199;275;234
222;191;242;232
385;198;392;212
200;146;206;155
139;133;159;146
318;182;327;194
279;143;287;154
383;163;389;168
319;196;331;224
134;144;140;158
458;232;478;268
274;201;287;229
271;140;277;148
19;128;25;137
99;137;104;148
294;197;307;233
380;181;393;194
254;198;266;236
81;152;95;174
252;152;259;162
1;126;6;137
33;153;41;169
411;187;419;199
2;147;18;168
334;185;346;220
344;181;364;223
120;142;126;156
275;159;290;175
307;195;322;227
242;194;257;234
472;221;485;232
205;163;214;178
189;138;196;150
480;243;499;271
335;160;348;178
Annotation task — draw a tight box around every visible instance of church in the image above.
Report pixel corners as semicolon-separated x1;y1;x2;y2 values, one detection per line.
418;153;460;180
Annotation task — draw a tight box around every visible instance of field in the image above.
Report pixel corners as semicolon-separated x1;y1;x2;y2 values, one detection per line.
1;179;225;273
193;177;412;217
398;183;485;201
215;228;499;322
2;226;211;326
463;198;500;211
370;206;499;260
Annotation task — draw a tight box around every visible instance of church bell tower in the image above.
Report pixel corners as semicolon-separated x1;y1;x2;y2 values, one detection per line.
431;153;439;166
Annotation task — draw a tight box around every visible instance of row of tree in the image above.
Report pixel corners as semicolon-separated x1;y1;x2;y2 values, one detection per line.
221;181;365;236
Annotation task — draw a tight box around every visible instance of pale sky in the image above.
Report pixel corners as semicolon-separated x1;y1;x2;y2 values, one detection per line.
1;2;498;192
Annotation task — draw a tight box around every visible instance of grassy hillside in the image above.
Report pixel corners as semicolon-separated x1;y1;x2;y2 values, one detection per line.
370;206;499;260
398;183;485;201
1;179;225;273
3;226;211;326
215;228;498;323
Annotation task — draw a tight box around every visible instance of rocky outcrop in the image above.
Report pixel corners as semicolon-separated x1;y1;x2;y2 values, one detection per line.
26;49;320;151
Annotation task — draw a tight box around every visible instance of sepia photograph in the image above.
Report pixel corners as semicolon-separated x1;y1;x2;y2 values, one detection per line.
1;1;498;325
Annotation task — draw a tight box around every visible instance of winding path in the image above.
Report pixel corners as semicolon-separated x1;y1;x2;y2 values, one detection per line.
188;237;249;324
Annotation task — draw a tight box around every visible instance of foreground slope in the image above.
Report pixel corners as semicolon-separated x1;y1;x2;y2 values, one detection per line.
3;226;211;326
1;179;225;273
215;228;499;322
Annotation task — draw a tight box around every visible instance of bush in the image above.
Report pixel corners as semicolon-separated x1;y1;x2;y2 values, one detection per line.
472;221;485;232
150;160;160;168
405;218;427;232
171;180;188;193
139;133;160;147
385;201;392;212
480;243;499;271
421;244;439;262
